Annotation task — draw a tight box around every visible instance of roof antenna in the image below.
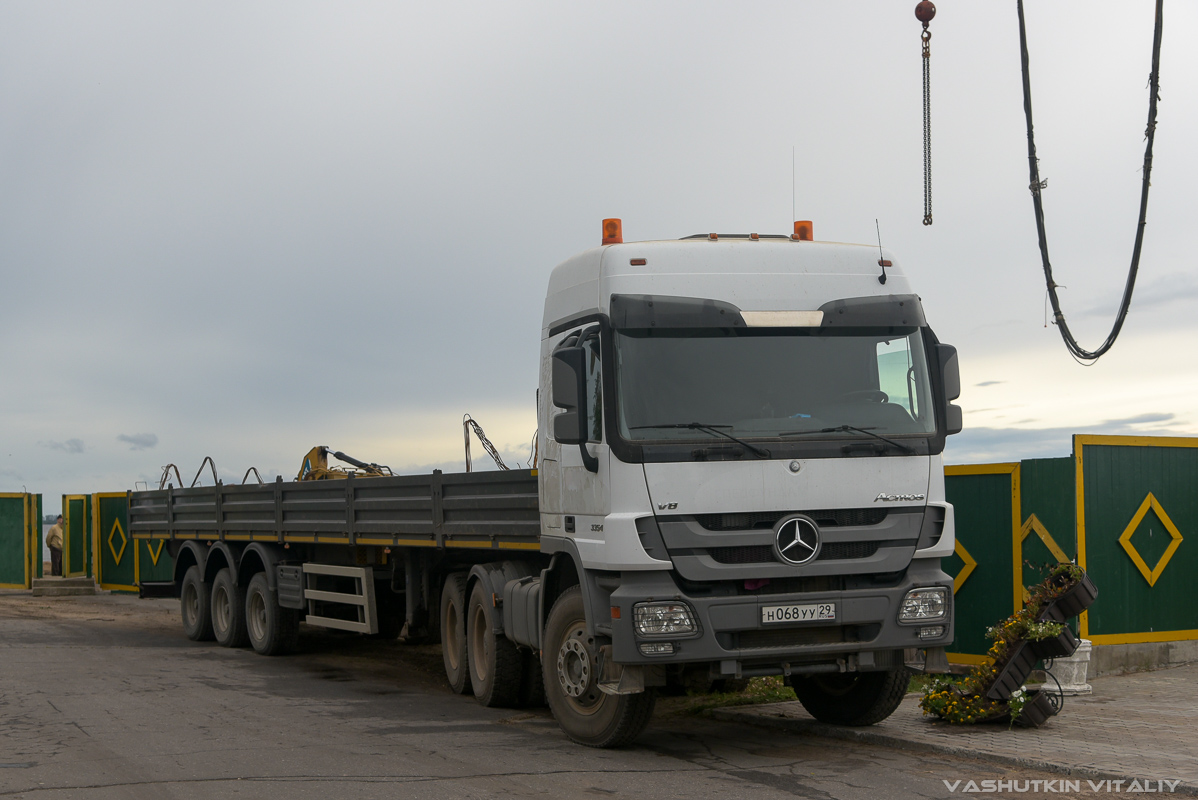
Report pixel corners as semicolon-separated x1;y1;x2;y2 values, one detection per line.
791;145;796;227
876;219;892;284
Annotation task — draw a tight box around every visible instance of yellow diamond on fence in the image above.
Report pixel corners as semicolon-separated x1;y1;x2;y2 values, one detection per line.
952;540;978;594
1118;492;1183;587
108;519;128;565
147;539;165;566
1020;513;1072;603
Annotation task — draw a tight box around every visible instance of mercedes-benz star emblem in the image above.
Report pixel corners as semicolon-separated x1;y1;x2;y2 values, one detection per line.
774;515;821;566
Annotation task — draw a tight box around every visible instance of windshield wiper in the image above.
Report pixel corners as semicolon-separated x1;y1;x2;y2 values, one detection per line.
780;424;914;454
630;423;771;459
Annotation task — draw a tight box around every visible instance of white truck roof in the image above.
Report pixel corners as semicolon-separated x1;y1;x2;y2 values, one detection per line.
542;237;913;335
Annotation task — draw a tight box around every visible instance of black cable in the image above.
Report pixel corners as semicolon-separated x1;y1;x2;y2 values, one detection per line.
1017;0;1164;364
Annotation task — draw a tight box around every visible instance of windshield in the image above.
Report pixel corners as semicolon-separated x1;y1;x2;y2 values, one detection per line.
614;327;937;442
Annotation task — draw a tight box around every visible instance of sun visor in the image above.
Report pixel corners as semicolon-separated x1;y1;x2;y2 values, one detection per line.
817;294;926;328
609;294;746;329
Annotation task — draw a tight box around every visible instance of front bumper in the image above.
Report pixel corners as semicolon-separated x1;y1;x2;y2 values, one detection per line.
608;558;953;673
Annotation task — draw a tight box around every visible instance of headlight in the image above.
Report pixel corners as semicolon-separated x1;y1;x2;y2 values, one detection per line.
899;588;949;623
633;602;696;636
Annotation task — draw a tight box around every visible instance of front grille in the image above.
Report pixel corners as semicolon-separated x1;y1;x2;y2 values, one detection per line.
737;623;880;650
707;540;882;565
694;508;887;531
820;540;881;560
709;545;774;564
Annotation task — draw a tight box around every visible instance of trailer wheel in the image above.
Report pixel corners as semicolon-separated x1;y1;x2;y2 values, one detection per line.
211;568;249;648
245;572;299;656
467;581;521;707
789;667;911;726
440;574;472;694
181;565;214;642
542;586;655;747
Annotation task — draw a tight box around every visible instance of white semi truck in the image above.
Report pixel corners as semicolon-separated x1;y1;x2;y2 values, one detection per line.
131;220;962;747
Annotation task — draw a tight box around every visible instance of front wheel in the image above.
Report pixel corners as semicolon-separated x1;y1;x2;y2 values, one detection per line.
789;667;910;726
542;586;655;748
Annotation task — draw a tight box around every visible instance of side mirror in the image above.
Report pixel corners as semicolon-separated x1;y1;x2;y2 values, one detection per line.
936;344;960;401
552;347;588;445
936;344;963;436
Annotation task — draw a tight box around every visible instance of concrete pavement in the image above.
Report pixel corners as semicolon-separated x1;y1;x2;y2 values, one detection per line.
715;663;1198;794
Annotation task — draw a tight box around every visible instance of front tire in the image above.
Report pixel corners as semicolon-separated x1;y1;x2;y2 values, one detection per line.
245;572;299;655
467;582;521;707
542;586;655;748
181;565;214;642
789;667;911;726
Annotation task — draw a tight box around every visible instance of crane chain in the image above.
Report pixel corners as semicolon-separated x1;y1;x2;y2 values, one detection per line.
922;25;933;226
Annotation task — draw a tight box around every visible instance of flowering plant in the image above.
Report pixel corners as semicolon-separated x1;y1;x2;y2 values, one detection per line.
918;565;1075;726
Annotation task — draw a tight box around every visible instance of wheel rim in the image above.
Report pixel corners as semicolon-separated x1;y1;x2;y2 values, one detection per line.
213;586;229;634
555;623;602;714
182;583;197;627
470;602;488;682
248;589;267;643
445;602;461;671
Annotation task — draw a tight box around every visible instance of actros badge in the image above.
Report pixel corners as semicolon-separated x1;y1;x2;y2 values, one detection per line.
773;515;822;566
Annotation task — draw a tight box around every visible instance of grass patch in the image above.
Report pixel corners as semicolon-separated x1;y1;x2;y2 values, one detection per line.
657;676;797;717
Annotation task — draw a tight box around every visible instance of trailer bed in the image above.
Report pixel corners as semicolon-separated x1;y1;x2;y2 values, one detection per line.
128;469;540;552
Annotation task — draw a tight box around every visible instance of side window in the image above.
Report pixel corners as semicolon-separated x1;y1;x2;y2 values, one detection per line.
584;334;602;442
876;337;918;417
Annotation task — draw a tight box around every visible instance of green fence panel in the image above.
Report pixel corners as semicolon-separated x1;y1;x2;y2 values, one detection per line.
944;465;1019;661
63;495;91;579
0;494;29;588
1018;457;1076;612
95;493;136;592
1076;436;1198;644
137;536;174;584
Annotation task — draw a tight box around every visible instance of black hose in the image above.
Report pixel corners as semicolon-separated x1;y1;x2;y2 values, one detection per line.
1017;0;1164;363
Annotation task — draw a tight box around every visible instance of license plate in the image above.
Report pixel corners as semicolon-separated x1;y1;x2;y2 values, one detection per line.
761;603;836;624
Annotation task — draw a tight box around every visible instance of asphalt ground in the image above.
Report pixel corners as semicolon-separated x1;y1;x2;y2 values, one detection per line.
0;592;1172;799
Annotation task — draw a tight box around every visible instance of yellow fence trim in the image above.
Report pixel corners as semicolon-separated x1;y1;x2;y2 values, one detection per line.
1089;630;1198;646
947;652;991;666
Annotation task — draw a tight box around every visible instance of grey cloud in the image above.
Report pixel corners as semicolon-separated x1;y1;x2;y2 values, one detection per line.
40;439;85;454
117;433;159;451
974;381;1004;387
1081;273;1198;317
1102;412;1174;426
946;415;1190;464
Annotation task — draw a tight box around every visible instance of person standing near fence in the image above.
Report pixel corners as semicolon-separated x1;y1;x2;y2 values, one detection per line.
46;514;64;577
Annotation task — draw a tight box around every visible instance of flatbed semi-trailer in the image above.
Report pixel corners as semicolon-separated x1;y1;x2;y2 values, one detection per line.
131;221;963;747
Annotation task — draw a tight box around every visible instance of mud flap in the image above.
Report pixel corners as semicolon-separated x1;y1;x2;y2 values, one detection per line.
596;644;646;695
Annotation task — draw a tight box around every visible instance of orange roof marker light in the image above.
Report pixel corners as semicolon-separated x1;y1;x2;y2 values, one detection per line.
792;221;814;241
602;218;623;245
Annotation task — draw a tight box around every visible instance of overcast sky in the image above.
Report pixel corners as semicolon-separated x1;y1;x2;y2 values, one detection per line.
2;1;1195;508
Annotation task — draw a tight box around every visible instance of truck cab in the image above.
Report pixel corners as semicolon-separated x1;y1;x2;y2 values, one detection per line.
534;224;961;744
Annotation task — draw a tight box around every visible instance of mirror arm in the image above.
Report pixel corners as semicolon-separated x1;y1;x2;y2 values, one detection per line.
579;443;598;473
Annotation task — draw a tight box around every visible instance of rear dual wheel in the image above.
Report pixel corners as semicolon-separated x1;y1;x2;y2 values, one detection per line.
211;568;249;648
789;667;911;726
467;582;522;707
181;565;214;642
245;572;299;655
